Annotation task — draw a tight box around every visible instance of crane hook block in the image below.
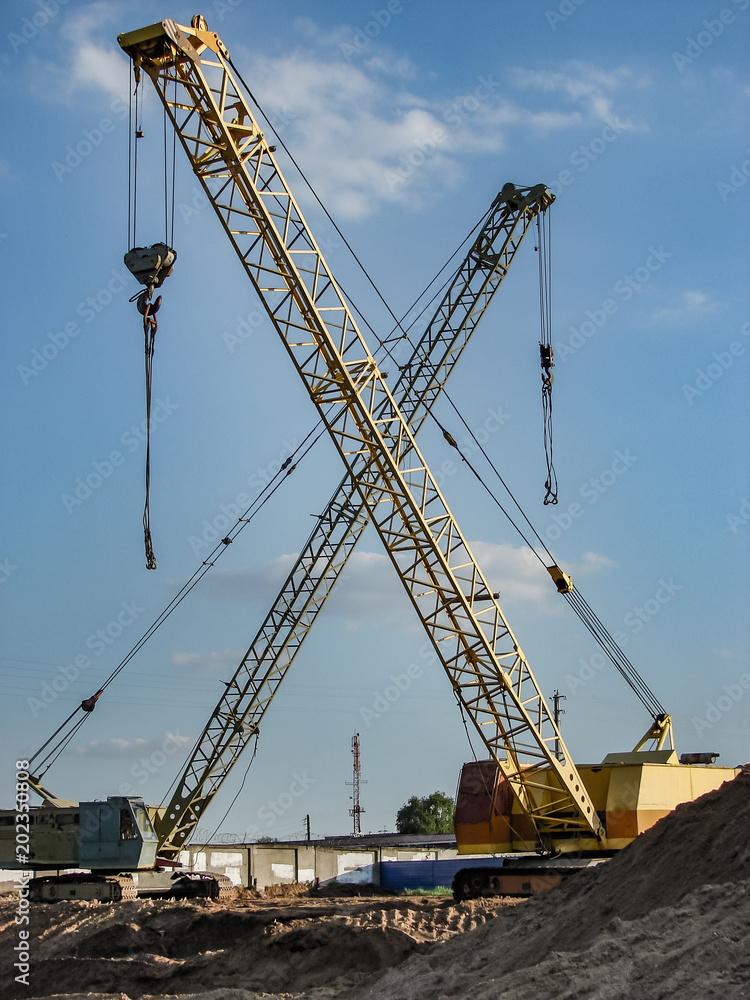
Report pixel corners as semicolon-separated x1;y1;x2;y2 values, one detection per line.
124;243;177;296
540;343;554;371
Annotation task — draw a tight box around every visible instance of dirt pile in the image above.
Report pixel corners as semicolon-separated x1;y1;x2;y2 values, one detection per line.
350;771;750;999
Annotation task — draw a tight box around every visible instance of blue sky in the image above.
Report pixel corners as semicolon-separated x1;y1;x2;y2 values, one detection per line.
1;0;748;844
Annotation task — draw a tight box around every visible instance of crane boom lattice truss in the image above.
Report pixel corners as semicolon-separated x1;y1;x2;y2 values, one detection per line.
119;18;603;849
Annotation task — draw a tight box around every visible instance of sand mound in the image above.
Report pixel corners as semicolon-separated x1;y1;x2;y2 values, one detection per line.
352;772;750;999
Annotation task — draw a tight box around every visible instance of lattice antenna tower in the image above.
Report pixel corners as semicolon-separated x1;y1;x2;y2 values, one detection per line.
347;733;366;836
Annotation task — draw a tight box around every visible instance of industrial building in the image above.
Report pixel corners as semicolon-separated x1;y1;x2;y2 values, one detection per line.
168;832;462;891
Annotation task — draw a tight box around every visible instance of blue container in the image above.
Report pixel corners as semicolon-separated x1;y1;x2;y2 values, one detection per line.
379;856;501;892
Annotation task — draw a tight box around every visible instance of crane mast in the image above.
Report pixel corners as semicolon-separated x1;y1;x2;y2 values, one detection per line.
154;184;553;857
119;18;603;847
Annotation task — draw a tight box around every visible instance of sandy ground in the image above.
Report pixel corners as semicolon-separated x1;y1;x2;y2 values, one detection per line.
0;894;513;999
2;772;749;1000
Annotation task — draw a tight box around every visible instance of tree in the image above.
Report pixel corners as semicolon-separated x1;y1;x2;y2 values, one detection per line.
395;791;454;834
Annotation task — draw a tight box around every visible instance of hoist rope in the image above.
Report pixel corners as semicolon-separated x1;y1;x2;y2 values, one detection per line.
142;303;158;570
537;212;558;505
127;78;132;249
163;87;178;248
170;78;177;246
130;73;144;247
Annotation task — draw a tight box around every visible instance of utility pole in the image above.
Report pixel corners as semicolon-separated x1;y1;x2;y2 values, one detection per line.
347;733;366;836
551;689;567;761
305;814;311;843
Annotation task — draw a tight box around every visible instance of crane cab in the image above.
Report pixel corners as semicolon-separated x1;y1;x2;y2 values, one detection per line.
0;796;159;872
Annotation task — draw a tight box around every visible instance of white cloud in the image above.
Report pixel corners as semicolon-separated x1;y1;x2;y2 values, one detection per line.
204;541;614;635
171;649;245;671
235;47;639;218
567;551;617;577
27;2;129;104
204;552;299;604
507;62;643;131
654;290;719;323
203;549;410;632
74;730;189;757
469;540;560;605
